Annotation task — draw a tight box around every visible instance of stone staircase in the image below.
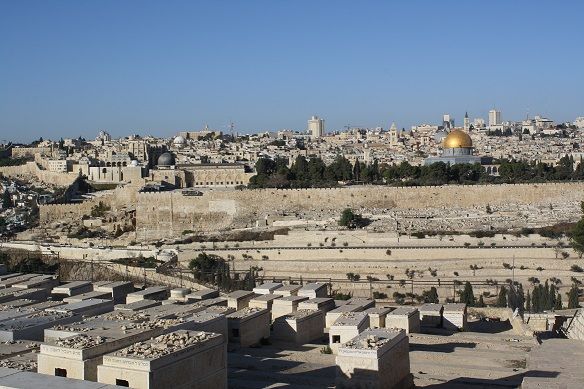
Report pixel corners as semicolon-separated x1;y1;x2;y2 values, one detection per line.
565;308;584;341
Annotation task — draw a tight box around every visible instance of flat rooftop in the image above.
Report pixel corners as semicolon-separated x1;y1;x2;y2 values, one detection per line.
331;312;368;327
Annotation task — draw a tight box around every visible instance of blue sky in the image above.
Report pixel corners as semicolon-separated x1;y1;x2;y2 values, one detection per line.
1;1;583;142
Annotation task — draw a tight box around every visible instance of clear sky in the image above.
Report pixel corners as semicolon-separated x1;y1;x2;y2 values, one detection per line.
1;1;583;142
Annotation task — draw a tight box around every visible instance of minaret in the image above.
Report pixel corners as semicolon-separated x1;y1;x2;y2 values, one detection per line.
389;122;398;146
463;112;470;131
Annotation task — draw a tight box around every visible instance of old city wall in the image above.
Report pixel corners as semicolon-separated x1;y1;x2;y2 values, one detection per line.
40;202;95;223
135;182;584;237
38;184;139;224
0;162;78;187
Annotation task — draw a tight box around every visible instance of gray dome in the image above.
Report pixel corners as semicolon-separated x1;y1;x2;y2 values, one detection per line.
157;152;175;166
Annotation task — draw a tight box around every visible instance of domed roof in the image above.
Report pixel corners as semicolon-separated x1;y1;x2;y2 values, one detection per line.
443;129;473;148
157;152;175;166
173;135;186;145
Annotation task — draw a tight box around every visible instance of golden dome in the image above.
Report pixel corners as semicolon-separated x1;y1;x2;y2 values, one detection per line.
443;129;473;148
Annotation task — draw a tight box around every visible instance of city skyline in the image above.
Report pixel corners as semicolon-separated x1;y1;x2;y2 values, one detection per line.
2;1;584;142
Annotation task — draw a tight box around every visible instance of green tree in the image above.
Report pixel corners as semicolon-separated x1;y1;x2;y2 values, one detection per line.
2;191;11;209
459;281;475;306
496;286;507;307
526;292;531;312
570;201;584;258
476;295;486;307
339;208;356;227
568;284;581;309
422;287;439;303
555;293;563;310
353;158;361;181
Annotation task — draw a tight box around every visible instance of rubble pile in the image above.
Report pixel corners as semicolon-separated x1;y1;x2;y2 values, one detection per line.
344;334;391;350
114;331;215;359
55;334;107;349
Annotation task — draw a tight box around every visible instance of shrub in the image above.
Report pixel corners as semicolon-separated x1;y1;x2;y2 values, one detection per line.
373;291;387;299
571;264;584;273
393;292;406;305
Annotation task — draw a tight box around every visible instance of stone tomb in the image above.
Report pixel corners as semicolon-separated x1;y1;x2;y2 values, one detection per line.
335;328;413;389
52;281;93;299
346;298;375;310
47;299;115;318
248;294;281;310
419;304;444;328
0;311;77;341
0;274;39;289
0;300;63;323
298;297;336;314
226;307;271;347
0;367;124;389
272;284;301;297
189;310;228;339
114;299;162;312
94;282;134;304
270;296;308;321
272;309;325;345
186;288;219;301
12;275;58;290
297;283;328;299
0;287;48;303
37;314;178;381
125;287;169;304
385;307;420;334
97;331;227;389
64;291;113;304
326;305;364;328
168;288;191;303
252;282;283;295
226;290;257;311
442;303;467;331
365;307;393;329
329;312;369;354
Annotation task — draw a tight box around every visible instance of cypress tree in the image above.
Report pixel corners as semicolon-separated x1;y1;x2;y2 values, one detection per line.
568;284;581;309
526;292;531;313
497;286;507;307
353;158;361;181
477;295;486;307
549;283;557;310
460;282;475;306
555;293;562;310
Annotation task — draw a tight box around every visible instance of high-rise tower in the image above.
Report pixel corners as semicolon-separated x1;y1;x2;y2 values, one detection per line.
308;116;325;139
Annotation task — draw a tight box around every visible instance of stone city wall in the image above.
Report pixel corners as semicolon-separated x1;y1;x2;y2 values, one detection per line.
0;162;78;187
34;182;584;235
135;182;584;237
39;185;138;224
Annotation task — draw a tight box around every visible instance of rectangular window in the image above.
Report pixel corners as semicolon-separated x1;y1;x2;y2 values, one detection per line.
332;335;341;343
116;379;130;387
232;328;240;338
55;368;67;377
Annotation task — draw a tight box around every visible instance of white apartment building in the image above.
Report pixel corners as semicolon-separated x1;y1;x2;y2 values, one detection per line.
308;116;325;139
